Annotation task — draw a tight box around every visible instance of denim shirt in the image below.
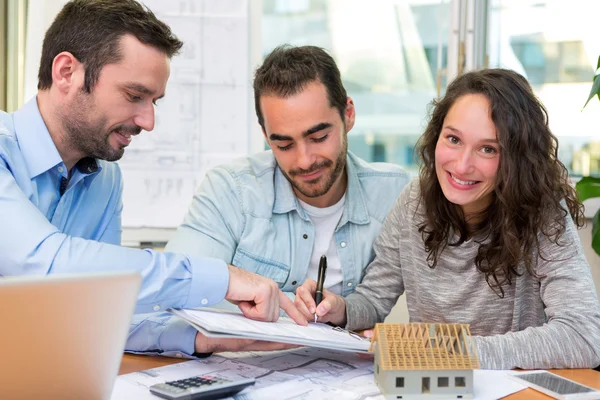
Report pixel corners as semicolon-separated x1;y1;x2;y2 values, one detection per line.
129;151;411;357
167;150;410;297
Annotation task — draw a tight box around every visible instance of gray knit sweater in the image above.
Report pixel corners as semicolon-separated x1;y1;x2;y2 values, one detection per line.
345;179;600;369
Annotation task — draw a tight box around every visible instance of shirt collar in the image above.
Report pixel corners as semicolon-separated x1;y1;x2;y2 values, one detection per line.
339;152;370;225
75;157;100;175
13;96;101;182
272;151;370;225
272;167;299;215
13;97;63;179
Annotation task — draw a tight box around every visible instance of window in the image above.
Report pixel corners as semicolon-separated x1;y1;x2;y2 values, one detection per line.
422;377;430;393
0;0;6;111
2;0;28;112
455;376;466;387
438;377;449;387
488;0;600;176
396;377;404;387
510;39;593;85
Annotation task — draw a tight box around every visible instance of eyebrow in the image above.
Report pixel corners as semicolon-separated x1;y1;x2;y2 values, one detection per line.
269;122;332;141
443;125;499;143
124;83;165;100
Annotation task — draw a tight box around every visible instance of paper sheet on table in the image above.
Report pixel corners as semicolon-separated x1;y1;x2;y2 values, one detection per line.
111;348;527;400
168;307;371;353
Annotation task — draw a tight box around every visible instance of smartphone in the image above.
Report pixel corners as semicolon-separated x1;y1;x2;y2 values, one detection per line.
509;371;600;400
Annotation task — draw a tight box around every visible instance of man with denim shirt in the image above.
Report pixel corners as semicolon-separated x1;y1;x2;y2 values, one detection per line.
0;0;306;359
131;45;409;355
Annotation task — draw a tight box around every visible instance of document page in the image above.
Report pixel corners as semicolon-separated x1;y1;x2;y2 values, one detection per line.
169;308;370;352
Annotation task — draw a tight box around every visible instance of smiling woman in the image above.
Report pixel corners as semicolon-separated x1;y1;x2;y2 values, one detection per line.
416;68;585;294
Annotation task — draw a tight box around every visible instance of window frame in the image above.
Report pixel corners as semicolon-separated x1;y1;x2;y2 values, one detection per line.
3;0;27;112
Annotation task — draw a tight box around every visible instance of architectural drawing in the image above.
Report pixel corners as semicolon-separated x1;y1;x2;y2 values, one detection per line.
115;348;382;400
370;323;480;399
118;0;253;228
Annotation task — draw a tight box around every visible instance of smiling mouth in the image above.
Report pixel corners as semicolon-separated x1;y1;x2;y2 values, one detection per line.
113;130;134;146
449;172;479;185
298;169;323;181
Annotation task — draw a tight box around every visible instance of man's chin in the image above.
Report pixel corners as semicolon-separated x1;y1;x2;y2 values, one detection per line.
294;183;330;199
96;148;125;162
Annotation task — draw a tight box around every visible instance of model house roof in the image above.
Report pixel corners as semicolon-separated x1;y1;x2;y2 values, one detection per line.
370;323;480;370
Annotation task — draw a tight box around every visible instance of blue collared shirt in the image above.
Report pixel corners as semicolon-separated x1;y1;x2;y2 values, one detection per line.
141;150;409;354
0;97;229;356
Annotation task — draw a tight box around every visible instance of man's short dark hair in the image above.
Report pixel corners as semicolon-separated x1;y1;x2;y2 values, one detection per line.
253;45;348;129
38;0;183;92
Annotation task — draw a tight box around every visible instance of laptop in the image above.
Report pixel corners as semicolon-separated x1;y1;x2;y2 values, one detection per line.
0;271;141;400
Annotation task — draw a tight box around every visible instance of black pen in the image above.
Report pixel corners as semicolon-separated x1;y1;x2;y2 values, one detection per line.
314;255;327;323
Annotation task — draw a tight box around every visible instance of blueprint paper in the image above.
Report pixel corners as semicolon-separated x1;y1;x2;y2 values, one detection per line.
117;0;252;228
111;348;526;400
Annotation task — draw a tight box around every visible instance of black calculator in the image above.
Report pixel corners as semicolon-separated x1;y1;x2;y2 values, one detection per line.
149;375;256;400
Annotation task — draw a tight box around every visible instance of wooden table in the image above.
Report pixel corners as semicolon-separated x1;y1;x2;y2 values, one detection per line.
119;354;600;399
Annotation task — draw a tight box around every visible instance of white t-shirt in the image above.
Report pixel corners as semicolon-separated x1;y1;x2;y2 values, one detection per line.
298;194;345;295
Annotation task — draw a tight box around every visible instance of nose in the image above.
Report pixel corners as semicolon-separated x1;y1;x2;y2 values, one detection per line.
454;149;475;175
296;143;316;171
133;102;155;132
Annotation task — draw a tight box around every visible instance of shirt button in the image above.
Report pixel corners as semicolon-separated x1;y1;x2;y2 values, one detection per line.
58;166;64;173
201;298;209;305
340;242;347;248
303;234;308;239
153;305;161;311
292;281;297;285
347;282;353;287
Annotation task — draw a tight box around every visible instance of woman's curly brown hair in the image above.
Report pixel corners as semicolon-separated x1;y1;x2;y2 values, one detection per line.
415;68;584;296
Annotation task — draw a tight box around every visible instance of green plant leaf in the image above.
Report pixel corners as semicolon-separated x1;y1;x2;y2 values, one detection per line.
597;55;600;71
583;75;600;109
592;209;600;256
576;177;600;202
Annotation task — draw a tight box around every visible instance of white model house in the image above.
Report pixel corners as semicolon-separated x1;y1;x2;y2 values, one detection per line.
370;323;480;400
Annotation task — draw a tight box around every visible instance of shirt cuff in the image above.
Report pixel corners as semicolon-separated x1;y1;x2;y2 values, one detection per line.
186;256;229;308
158;318;199;356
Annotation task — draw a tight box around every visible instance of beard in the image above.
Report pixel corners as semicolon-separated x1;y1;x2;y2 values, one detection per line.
282;134;348;198
60;90;141;162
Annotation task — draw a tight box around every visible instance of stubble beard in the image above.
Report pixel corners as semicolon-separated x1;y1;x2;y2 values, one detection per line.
283;135;348;199
60;90;125;162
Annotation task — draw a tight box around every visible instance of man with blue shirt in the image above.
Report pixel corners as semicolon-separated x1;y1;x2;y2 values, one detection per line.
136;45;409;354
0;0;305;358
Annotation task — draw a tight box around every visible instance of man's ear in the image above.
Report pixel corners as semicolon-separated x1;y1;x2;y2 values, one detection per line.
51;51;83;93
344;97;356;132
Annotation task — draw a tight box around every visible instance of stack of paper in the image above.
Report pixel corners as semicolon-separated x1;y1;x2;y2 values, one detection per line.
168;307;371;353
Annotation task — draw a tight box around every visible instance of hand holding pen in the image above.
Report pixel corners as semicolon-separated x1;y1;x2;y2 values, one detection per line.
314;255;327;322
293;256;348;326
